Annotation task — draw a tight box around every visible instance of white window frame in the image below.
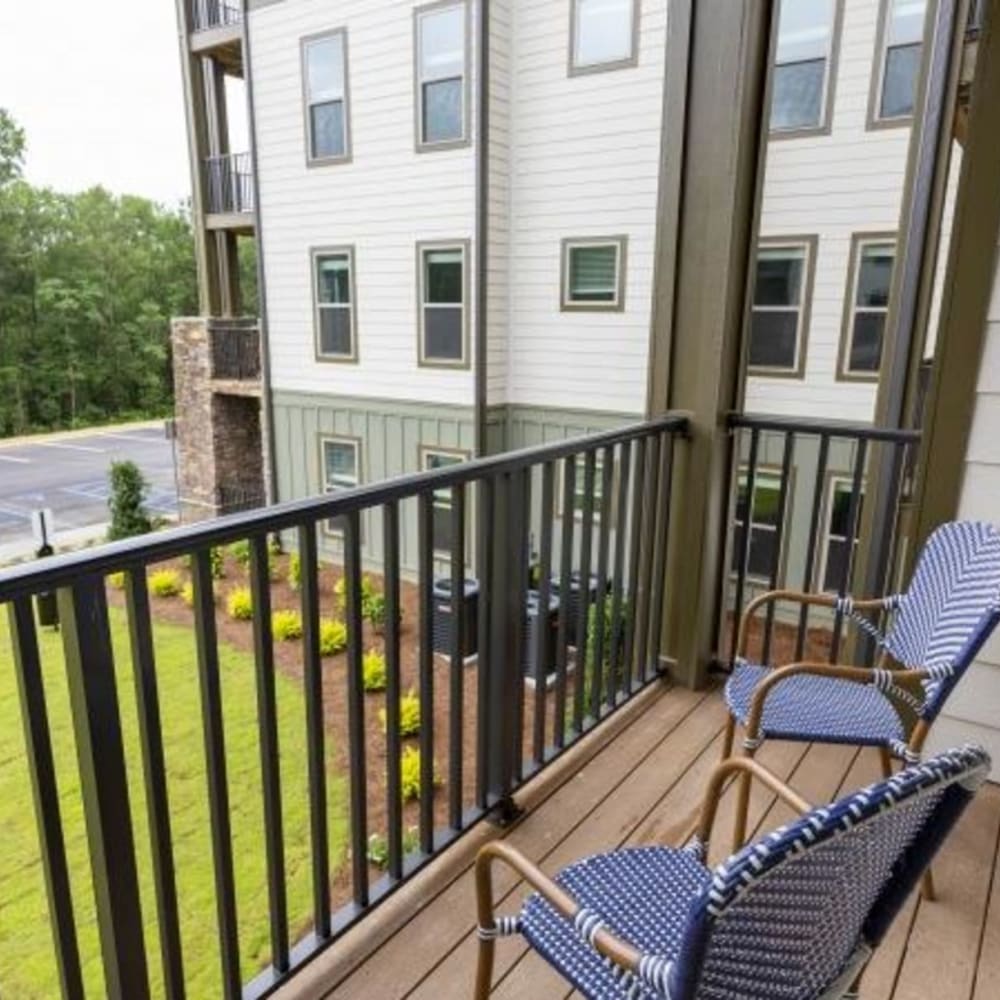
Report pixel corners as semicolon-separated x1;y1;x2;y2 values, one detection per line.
870;0;926;126
839;236;896;380
421;446;470;558
748;239;813;377
302;28;351;165
569;0;640;75
817;476;864;594
561;237;627;312
414;0;470;151
312;247;357;362
320;436;361;537
417;240;469;368
732;470;786;584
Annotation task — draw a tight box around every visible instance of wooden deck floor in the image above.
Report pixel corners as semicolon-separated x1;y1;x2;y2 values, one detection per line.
277;681;1000;1000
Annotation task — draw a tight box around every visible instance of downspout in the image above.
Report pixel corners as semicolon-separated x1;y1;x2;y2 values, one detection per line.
242;0;279;505
474;0;489;458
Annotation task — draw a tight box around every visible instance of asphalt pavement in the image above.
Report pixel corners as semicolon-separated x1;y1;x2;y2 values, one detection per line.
0;422;178;558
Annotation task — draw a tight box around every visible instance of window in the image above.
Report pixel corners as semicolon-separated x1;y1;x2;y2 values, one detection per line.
771;0;839;133
873;0;926;124
820;478;864;592
415;1;468;149
570;0;638;74
422;447;469;555
313;248;356;360
321;437;360;535
303;30;350;163
748;241;813;375
840;238;895;378
732;473;784;581
418;242;468;366
561;237;627;311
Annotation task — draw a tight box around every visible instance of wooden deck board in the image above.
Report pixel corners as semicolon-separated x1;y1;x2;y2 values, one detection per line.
306;686;1000;1000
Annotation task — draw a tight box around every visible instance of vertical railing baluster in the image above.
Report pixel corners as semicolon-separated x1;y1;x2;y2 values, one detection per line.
608;440;631;704
729;427;759;664
589;446;614;718
8;597;85;1000
383;502;404;879
797;433;831;661
761;432;795;666
124;572;185;1000
533;462;555;765
553;457;575;748
298;524;330;937
831;438;869;664
632;435;660;686
475;478;494;810
417;493;435;852
622;437;647;693
645;433;675;678
191;550;241;999
510;469;530;781
573;450;596;732
249;535;289;972
448;484;466;831
343;510;368;907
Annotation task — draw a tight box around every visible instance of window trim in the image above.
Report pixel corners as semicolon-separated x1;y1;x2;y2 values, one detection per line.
730;465;793;586
836;232;897;383
568;0;641;77
311;245;359;363
413;0;472;153
866;0;927;131
416;239;472;369
318;433;363;539
747;234;818;380
816;472;865;594
301;27;353;167
419;444;472;559
560;236;628;313
768;0;845;140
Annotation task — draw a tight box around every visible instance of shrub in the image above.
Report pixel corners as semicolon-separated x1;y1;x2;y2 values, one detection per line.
107;460;153;541
227;586;253;621
363;649;387;692
229;539;251;566
272;609;302;641
365;592;387;632
210;546;226;580
108;571;126;591
319;618;347;656
181;581;194;607
288;552;301;591
149;569;182;598
400;747;438;801
379;692;421;737
367;827;420;869
334;574;377;612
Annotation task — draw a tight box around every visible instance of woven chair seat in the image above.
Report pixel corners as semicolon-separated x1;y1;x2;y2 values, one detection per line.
520;846;711;1000
725;661;906;748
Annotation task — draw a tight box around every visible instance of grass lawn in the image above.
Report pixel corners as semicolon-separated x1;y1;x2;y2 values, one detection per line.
0;606;349;999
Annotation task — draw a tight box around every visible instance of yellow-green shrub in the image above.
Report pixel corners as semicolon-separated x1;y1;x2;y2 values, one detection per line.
149;569;182;598
227;586;253;621
272;609;302;641
400;747;437;801
380;692;421;737
108;571;126;591
362;649;387;691
288;552;301;591
318;618;347;656
181;581;194;608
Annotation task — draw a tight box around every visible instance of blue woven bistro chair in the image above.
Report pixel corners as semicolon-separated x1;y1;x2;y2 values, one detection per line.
474;744;991;1000
723;520;1000;865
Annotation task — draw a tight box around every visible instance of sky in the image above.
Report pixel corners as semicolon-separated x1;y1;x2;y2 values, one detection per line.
0;0;246;207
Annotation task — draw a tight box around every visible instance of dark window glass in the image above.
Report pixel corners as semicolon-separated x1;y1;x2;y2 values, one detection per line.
881;43;921;118
750;246;806;371
425;451;464;552
846;242;893;375
319;310;352;356
856;246;893;307
425;250;463;303
771;59;826;130
310;101;345;159
424;309;463;360
748;527;778;579
823;538;850;592
423;78;463;143
732;476;782;579
849;313;885;372
568;244;619;303
754;252;803;306
749;312;799;369
317;255;351;304
823;484;864;592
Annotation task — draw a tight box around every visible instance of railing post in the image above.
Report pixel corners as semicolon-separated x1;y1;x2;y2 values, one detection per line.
57;574;150;1000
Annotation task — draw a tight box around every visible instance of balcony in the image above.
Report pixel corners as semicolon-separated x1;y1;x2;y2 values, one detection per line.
209;318;262;386
205;153;255;229
189;0;244;74
0;413;990;1000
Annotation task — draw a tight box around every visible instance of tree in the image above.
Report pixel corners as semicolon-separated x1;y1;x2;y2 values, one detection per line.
0;109;25;187
107;461;153;540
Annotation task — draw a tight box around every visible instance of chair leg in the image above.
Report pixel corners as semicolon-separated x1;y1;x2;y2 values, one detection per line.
731;741;756;853
920;867;937;902
878;747;893;779
475;939;496;1000
475;850;497;998
721;715;736;760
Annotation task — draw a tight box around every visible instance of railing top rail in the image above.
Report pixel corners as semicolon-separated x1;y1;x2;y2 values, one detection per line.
0;412;690;600
728;411;923;444
205;151;251;167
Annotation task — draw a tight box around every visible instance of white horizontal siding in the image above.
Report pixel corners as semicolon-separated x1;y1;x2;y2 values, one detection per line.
250;0;476;406
745;0;913;421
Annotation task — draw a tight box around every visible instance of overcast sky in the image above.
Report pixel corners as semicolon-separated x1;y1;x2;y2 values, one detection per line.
0;0;247;207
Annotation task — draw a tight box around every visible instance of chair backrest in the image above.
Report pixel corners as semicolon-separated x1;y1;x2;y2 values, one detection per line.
669;745;990;1000
883;521;1000;719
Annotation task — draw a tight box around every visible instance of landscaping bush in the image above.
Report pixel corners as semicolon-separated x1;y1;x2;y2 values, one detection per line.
366;827;420;869
107;460;153;540
288;552;301;591
364;592;387;632
149;569;182;598
227;587;253;621
379;692;421;737
272;609;302;641
210;546;226;580
181;582;194;608
362;649;387;691
400;746;428;801
108;571;126;591
229;539;251;566
318;618;347;656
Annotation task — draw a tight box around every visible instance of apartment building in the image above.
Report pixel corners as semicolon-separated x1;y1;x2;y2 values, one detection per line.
173;0;946;585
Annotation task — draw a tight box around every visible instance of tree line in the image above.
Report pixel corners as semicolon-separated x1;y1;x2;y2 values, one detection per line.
0;109;201;436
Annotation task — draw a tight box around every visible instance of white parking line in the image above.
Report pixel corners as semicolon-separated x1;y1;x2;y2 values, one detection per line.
37;442;107;454
96;432;164;443
0;454;31;464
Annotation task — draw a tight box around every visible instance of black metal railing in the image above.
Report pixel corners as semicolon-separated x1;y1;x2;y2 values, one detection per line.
210;319;261;381
191;0;242;33
0;414;687;1000
205;153;254;216
721;412;921;670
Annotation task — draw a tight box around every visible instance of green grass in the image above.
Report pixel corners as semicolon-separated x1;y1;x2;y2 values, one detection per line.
0;608;349;999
